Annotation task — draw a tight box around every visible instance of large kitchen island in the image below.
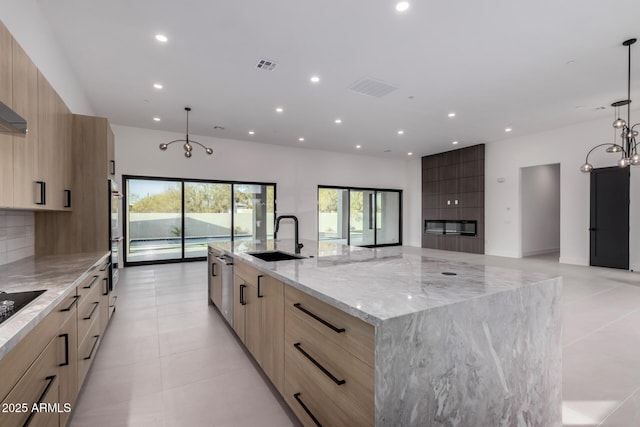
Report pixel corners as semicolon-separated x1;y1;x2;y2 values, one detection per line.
208;239;562;427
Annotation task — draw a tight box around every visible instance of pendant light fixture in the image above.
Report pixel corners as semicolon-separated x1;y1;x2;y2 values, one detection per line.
159;107;213;158
581;38;640;173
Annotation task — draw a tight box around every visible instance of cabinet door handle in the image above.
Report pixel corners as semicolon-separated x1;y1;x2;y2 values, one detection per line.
293;303;345;333
35;181;46;205
109;295;118;309
294;342;345;386
59;333;69;366
102;277;109;296
240;284;247;305
211;263;216;277
293;393;322;427
83;275;99;289
83;335;100;360
257;275;264;298
60;295;80;312
83;301;100;320
110;160;116;175
23;375;57;427
64;189;72;208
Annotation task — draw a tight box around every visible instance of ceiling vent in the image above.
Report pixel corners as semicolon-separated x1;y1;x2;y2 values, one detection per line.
348;77;398;98
256;59;277;71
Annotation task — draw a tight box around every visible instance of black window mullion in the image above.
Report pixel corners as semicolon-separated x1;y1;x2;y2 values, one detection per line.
181;181;186;260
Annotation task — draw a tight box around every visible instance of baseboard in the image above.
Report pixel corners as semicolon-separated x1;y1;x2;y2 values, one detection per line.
558;256;589;266
484;249;521;258
522;248;560;257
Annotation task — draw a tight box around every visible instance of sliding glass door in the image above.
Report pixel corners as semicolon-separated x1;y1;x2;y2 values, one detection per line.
318;186;402;247
125;176;275;265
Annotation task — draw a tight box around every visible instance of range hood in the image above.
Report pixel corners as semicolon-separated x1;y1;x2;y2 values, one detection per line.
0;100;27;135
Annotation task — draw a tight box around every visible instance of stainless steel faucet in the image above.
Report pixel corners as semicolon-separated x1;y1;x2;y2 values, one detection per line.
274;215;304;254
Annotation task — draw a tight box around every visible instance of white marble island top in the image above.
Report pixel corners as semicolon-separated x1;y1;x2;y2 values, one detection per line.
210;239;559;326
0;252;110;360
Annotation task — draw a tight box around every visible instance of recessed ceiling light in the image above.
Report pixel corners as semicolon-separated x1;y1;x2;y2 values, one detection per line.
397;130;404;135
153;117;161;122
408;152;413;156
356;145;361;149
248;131;255;135
335;118;342;124
452;141;459;145
155;34;168;43
310;76;320;83
396;1;410;12
505;127;512;132
298;137;305;142
448;112;456;118
276;107;284;113
153;83;163;89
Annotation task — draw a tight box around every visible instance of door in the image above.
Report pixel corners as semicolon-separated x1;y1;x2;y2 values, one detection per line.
376;191;401;245
590;167;629;269
350;190;376;246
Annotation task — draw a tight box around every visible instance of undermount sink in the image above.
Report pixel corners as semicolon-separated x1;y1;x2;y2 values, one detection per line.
248;251;305;262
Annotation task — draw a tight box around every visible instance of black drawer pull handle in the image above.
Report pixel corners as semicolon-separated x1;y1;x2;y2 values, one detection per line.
83;275;99;289
23;375;57;427
60;295;80;312
109;295;118;308
240;284;247;305
110;160;115;175
293;303;345;333
99;262;111;272
84;301;99;320
102;277;109;296
35;181;46;205
257;275;264;298
293;342;345;386
84;335;100;360
59;333;69;366
64;189;71;208
211;262;216;277
293;393;322;427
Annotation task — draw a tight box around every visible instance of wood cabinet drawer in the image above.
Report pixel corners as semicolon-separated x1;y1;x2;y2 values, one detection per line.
285;285;374;367
285;309;373;425
0;336;60;427
234;260;262;285
77;313;102;388
284;344;372;427
77;297;101;346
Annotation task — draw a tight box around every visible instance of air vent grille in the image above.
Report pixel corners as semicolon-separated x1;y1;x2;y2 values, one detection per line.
348;77;398;98
256;59;277;71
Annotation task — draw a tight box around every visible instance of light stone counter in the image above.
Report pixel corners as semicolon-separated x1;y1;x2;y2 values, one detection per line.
0;252;110;360
211;239;563;426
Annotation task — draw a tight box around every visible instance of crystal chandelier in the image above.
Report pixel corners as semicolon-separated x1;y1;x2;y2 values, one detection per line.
159;107;213;158
581;38;640;173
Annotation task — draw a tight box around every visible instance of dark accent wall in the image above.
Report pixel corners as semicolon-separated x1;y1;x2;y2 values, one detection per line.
422;144;485;253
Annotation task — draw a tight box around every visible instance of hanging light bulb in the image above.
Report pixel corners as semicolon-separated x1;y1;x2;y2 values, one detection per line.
606;144;622;153
613;117;627;128
580;162;593;173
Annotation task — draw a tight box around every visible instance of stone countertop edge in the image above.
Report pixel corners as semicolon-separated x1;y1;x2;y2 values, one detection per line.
209;241;561;327
0;252;110;361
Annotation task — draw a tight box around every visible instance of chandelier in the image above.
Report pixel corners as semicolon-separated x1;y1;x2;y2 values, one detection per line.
581;38;640;173
159;107;213;158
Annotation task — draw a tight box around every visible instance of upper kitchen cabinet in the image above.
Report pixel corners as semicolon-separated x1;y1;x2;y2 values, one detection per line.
11;38;39;209
37;71;72;211
0;21;13;207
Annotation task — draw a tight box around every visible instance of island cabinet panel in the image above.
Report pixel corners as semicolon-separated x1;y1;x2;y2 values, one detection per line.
58;302;78;427
283;285;374;427
232;260;285;392
208;251;223;308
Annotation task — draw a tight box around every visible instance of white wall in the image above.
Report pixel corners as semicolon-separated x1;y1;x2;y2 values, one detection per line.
1;0;94;114
521;164;561;257
484;112;640;268
112;125;420;246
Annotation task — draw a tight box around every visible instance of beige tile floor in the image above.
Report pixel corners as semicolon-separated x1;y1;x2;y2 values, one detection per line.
69;251;640;426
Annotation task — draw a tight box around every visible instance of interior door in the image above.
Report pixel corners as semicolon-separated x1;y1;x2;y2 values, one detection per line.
590;167;629;269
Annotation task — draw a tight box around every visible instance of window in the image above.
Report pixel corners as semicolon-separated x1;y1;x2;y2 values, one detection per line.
318;186;401;247
124;176;275;265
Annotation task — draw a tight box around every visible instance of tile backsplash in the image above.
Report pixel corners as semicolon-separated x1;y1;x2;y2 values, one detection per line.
0;210;35;266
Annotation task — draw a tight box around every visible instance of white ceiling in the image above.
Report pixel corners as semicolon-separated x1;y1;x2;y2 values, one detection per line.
37;0;640;158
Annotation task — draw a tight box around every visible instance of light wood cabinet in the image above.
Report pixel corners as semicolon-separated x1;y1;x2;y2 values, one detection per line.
12;38;40;209
0;21;13;207
233;260;284;392
57;295;78;427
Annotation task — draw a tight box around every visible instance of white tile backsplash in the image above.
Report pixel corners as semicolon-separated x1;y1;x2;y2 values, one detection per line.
0;210;35;266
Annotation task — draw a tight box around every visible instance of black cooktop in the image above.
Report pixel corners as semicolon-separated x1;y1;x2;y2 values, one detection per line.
0;290;46;325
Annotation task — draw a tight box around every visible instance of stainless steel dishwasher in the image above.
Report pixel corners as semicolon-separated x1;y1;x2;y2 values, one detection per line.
216;254;234;327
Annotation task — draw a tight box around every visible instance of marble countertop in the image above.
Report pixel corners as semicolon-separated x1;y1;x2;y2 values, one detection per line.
0;252;110;360
210;239;560;326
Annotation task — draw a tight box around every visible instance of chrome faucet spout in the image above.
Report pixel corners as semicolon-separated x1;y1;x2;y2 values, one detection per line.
274;215;303;254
